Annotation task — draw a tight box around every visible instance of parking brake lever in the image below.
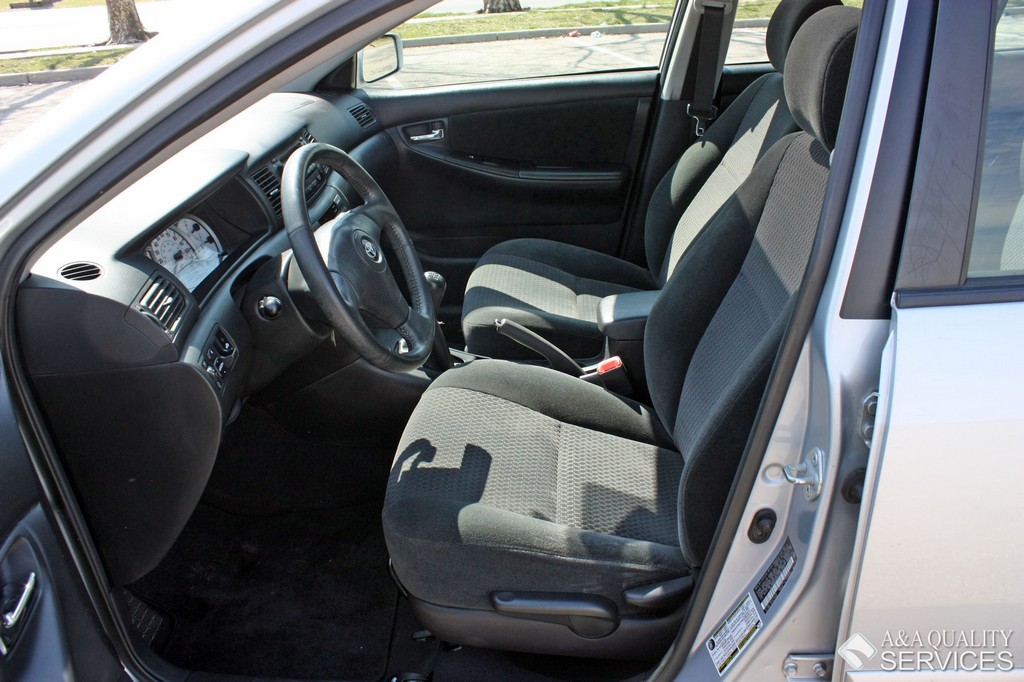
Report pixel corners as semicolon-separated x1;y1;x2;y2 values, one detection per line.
494;319;582;376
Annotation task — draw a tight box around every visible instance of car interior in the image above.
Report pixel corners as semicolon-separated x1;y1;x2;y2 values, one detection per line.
11;0;864;679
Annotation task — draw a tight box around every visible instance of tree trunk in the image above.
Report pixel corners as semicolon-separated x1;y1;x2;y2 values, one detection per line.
105;0;153;45
483;0;523;13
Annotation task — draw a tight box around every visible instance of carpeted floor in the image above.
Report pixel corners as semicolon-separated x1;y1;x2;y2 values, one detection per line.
201;405;394;516
128;405;400;680
130;502;396;680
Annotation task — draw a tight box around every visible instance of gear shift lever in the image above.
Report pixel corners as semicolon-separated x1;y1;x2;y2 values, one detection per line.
424;271;454;371
424;271;447;309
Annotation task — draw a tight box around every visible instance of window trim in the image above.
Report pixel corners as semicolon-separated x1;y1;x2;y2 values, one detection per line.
894;274;1024;309
840;0;936;319
892;0;997;303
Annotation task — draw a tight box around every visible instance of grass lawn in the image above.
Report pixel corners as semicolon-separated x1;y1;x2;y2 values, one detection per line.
399;4;675;40
0;48;130;74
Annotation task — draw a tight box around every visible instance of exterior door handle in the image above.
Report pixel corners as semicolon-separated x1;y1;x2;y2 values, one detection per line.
3;572;36;630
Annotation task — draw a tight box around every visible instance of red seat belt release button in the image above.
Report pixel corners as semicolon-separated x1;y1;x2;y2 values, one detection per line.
591;356;631;395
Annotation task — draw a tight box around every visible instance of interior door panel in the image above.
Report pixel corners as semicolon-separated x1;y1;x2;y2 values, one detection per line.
355;71;659;316
0;371;123;680
386;120;630;252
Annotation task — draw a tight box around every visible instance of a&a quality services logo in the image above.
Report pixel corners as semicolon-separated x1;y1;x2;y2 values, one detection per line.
838;629;1014;672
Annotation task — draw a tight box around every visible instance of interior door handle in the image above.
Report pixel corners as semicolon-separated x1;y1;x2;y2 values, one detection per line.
409;128;445;142
3;572;36;630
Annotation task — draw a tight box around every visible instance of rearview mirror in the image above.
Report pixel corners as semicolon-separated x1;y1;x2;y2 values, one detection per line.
360;34;404;84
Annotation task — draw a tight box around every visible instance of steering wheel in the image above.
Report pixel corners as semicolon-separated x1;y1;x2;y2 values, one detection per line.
281;142;434;373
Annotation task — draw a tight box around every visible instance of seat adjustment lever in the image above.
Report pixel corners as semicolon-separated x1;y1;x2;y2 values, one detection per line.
491;591;618;638
622;575;694;611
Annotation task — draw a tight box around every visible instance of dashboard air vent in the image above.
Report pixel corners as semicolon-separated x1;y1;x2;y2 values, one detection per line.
251;165;282;219
299;128;316;146
58;261;102;281
137;275;187;338
348;103;376;128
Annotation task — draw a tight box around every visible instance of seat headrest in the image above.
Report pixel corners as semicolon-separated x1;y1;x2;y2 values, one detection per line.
784;6;860;151
766;0;843;73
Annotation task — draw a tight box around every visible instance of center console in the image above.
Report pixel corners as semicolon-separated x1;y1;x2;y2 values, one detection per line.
597;289;660;399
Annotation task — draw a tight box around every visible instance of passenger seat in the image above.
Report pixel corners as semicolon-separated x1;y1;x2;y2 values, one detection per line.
461;0;843;359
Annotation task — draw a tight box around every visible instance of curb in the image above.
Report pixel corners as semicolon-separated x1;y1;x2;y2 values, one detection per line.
0;65;107;86
0;44;138;60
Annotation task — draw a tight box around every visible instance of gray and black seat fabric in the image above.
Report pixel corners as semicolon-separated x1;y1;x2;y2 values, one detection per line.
461;0;842;360
384;6;860;659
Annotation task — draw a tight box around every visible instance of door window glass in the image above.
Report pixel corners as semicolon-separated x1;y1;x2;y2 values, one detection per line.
364;0;674;89
967;6;1024;277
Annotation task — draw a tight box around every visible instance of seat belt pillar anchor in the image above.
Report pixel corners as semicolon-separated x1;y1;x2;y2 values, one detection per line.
689;1;729;137
687;103;719;136
692;0;733;14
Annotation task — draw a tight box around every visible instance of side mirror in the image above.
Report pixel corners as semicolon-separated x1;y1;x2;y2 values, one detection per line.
359;34;404;84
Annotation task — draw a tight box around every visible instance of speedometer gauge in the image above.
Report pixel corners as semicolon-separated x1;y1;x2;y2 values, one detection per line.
145;215;224;291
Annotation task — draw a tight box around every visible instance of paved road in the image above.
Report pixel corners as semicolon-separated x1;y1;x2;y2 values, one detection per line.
383;29;764;89
0;80;79;147
380;32;669;90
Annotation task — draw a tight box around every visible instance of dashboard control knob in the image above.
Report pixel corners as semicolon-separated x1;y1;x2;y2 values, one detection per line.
258;295;282;320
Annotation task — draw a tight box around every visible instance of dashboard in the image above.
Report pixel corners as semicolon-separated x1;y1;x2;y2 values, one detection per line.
13;89;401;586
17;90;387;419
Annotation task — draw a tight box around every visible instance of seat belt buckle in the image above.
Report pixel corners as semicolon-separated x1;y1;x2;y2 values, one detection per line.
581;356;632;395
687;103;718;137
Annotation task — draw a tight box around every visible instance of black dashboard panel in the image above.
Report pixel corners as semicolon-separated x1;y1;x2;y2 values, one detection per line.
19;91;376;399
15;91;385;587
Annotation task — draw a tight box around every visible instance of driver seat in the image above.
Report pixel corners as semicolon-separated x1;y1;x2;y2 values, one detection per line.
383;7;859;658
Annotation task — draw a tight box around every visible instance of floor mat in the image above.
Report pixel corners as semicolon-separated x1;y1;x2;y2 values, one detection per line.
130;502;397;681
202;404;394;515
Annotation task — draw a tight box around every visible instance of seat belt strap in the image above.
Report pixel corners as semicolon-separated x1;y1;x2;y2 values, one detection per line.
688;2;726;137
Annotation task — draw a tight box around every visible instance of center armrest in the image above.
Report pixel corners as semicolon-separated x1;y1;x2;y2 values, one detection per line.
597;290;661;341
